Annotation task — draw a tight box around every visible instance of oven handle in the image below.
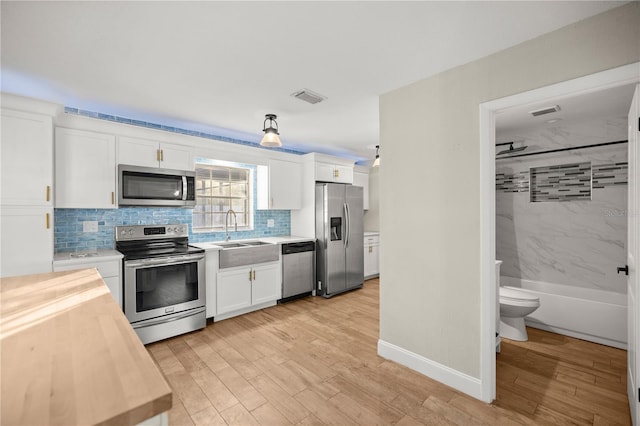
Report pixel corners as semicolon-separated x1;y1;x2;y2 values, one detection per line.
125;254;205;268
131;307;205;329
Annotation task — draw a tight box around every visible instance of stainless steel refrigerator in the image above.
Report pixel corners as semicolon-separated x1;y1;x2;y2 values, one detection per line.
315;183;364;297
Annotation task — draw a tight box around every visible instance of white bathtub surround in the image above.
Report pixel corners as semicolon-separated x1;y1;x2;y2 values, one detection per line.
501;276;627;349
496;145;628;295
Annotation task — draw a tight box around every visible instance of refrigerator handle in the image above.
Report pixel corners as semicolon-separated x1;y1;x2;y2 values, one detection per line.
344;202;350;247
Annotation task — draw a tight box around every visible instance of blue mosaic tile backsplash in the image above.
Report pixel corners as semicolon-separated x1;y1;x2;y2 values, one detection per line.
54;208;291;252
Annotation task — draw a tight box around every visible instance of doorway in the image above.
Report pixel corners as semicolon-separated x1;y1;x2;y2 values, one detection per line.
478;62;640;404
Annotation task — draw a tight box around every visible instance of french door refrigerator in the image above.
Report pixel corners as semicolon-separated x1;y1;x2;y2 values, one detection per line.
315;183;364;297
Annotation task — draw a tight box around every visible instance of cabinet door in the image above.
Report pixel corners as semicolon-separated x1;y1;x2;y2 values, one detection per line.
55;128;117;209
1;109;53;206
159;143;193;171
118;136;161;168
353;171;369;210
53;259;122;307
333;165;354;184
315;162;335;182
251;263;280;305
217;267;252;315
1;206;53;277
270;160;302;210
364;236;380;278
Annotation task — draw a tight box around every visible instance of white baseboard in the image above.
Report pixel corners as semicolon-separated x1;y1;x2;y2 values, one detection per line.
377;339;486;402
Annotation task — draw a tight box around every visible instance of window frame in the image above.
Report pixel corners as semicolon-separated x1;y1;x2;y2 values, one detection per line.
192;162;254;232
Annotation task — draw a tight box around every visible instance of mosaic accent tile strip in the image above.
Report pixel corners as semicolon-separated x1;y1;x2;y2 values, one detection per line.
592;162;628;189
54;208;290;252
530;162;591;202
64;107;306;155
496;171;530;193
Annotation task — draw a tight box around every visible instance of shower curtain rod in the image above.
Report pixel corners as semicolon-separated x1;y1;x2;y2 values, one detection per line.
496;139;627;159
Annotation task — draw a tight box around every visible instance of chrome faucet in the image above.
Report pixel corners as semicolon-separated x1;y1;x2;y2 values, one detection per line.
225;209;237;241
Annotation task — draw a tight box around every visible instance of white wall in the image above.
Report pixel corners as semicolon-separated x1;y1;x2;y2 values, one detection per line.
379;2;640;384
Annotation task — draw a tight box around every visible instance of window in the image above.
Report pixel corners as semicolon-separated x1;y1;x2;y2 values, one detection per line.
193;163;252;231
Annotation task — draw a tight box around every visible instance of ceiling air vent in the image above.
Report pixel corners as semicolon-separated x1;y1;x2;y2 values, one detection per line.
291;89;327;105
529;105;561;117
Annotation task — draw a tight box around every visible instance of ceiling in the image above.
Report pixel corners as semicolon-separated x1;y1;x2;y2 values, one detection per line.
0;1;625;163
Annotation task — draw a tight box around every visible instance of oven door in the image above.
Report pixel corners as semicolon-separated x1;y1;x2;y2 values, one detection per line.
123;253;205;324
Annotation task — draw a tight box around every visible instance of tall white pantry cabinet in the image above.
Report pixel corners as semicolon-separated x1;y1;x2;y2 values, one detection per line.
1;94;60;277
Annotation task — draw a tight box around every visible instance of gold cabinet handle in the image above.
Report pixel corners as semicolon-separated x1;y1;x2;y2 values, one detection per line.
46;213;50;229
160;149;164;162
156;149;161;162
253;270;256;281
249;270;253;281
111;192;115;205
46;185;51;202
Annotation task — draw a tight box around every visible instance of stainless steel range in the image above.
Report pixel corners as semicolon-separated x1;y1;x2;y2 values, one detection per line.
116;224;205;344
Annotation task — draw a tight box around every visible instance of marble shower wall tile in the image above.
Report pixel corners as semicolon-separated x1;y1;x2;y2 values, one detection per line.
496;144;627;295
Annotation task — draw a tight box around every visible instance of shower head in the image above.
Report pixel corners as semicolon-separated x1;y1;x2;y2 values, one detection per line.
496;142;528;156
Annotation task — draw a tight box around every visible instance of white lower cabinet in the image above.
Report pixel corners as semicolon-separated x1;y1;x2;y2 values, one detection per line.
216;261;280;319
52;254;123;307
364;234;380;279
1;206;53;278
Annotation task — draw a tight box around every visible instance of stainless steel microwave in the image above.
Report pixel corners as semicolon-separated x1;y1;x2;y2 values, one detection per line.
118;164;196;207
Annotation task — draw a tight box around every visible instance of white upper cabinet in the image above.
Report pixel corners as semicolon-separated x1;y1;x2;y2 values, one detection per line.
118;136;193;170
257;159;302;210
1;109;53;206
315;162;353;184
310;153;354;184
353;168;370;210
55;128;117;209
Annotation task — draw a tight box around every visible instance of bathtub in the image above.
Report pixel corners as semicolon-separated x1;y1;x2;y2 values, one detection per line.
500;276;627;349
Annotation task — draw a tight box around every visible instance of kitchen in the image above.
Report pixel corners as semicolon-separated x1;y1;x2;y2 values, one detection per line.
0;91;381;425
1;2;638;425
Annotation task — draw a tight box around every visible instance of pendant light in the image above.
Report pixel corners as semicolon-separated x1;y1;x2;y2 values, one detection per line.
372;145;380;167
260;114;282;148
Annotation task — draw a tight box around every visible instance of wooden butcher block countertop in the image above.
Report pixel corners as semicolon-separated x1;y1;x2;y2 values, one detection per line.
0;269;172;426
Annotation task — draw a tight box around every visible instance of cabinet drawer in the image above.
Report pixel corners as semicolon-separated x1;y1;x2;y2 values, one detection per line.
54;259;120;278
93;261;120;278
364;235;379;245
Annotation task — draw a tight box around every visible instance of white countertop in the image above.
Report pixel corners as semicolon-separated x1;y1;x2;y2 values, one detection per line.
192;235;315;251
53;249;123;264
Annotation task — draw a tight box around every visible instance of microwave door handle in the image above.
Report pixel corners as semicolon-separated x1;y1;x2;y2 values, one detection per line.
182;176;187;201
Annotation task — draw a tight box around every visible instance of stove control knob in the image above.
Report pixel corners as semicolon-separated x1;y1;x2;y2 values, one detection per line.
178;226;184;233
128;230;134;236
120;230;126;235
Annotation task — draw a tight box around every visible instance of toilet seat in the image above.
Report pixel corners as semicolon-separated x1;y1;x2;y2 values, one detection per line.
499;286;539;306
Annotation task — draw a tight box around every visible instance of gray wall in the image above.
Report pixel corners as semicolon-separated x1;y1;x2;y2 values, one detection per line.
379;3;640;378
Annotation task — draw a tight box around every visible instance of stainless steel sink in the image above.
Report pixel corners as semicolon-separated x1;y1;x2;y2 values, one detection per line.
218;241;278;269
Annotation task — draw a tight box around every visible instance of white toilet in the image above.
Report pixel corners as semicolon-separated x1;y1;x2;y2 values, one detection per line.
499;286;540;341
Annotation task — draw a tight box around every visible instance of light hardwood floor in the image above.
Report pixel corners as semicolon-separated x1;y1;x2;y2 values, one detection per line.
147;278;630;425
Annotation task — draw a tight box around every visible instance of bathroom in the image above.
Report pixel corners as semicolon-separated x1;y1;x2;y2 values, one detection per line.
494;83;634;349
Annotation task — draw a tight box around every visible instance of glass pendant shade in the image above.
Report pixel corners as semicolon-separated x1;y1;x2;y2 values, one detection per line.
260;114;282;148
260;130;282;147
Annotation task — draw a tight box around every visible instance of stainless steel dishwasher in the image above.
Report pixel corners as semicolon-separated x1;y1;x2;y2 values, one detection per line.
280;241;315;302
